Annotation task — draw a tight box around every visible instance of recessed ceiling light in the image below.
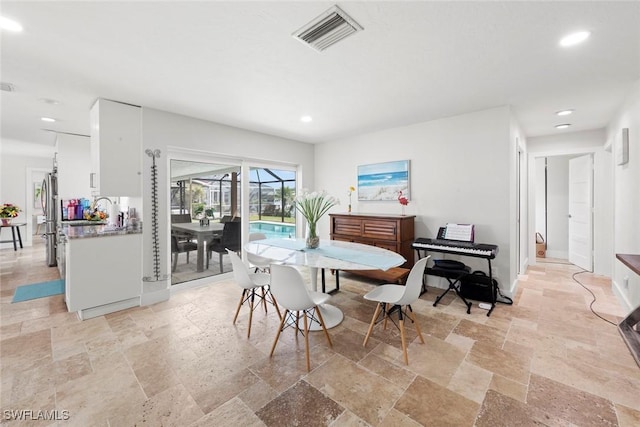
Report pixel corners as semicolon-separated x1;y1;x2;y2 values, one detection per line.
555;124;571;129
41;117;56;123
559;31;590;47
39;98;61;105
0;16;23;32
300;115;313;123
556;109;574;116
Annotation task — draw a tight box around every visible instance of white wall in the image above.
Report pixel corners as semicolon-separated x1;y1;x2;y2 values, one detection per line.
527;129;611;276
606;79;640;312
55;133;91;199
139;107;314;302
0;145;54;249
316;106;515;294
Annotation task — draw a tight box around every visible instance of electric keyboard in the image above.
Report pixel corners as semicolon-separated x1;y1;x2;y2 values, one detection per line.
412;238;498;259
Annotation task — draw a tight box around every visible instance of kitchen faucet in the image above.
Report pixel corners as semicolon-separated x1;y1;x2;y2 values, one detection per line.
91;196;112;211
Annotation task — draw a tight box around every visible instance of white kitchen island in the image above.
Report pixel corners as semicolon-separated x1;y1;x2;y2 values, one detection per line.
62;224;142;320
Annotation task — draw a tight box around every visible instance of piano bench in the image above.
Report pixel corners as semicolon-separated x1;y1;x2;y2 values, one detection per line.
350;267;411;285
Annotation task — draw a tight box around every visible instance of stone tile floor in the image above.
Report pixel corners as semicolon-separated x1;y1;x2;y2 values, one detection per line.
1;242;639;426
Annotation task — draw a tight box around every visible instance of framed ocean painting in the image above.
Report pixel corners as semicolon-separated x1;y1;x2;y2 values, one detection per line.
357;160;410;201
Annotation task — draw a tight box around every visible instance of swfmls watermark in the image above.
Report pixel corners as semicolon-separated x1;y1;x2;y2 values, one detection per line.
3;409;70;421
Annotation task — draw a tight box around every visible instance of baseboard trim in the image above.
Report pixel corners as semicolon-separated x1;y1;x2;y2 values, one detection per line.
141;288;170;306
78;297;140;320
612;279;633;313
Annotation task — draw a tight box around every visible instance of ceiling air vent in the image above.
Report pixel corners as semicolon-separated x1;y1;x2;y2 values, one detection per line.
0;82;15;92
293;5;363;52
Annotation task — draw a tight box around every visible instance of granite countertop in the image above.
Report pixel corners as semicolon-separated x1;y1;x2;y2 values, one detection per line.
61;223;143;239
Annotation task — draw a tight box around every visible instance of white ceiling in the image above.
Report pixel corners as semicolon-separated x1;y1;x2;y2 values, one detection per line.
1;1;639;150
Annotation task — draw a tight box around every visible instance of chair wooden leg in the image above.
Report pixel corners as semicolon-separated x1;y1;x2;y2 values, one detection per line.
303;311;311;372
261;287;268;313
270;309;288;357
219;253;224;273
186;252;190;263
315;306;332;348
363;303;382;347
295;312;300;336
247;289;255;338
172;253;178;272
233;289;246;324
406;307;425;344
268;290;282;320
399;316;408;365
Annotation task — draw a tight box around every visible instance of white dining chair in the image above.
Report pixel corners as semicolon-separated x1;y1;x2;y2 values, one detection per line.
246;232;273;272
269;263;333;371
362;256;430;365
227;249;281;338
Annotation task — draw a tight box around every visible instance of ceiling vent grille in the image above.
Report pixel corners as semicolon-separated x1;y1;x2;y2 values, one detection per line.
293;5;363;52
1;82;15;92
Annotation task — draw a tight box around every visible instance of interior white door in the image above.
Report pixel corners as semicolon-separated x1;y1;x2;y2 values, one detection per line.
568;154;593;271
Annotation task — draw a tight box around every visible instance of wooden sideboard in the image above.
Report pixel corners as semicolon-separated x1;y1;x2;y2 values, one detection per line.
329;213;415;269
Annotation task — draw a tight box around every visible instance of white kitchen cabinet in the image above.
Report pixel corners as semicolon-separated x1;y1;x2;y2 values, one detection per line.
65;232;142;319
90;98;142;197
56;133;91;198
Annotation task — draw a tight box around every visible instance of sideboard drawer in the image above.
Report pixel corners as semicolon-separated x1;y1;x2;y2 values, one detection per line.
362;220;398;241
332;217;362;237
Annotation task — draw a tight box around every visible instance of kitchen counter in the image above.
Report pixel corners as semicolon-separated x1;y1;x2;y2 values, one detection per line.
61;222;142;239
616;254;640;276
63;226;142;319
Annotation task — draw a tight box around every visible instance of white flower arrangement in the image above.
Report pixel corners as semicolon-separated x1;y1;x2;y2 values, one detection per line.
293;189;340;239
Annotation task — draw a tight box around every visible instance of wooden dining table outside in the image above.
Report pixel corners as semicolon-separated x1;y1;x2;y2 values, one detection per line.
171;222;224;272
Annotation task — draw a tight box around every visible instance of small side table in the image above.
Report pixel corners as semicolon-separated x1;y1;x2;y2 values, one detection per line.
0;222;26;251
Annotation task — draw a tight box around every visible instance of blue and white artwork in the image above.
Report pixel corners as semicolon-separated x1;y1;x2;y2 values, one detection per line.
357;160;410;201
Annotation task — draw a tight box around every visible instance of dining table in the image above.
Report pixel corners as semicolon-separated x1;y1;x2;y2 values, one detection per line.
171;222;224;272
244;238;406;330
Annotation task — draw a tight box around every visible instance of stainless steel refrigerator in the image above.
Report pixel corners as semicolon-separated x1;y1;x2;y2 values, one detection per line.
41;169;58;266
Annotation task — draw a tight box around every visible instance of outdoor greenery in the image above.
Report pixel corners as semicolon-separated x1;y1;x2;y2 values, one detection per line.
192;203;205;217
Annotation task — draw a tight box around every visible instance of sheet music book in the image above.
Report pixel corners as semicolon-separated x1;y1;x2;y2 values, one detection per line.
444;223;475;242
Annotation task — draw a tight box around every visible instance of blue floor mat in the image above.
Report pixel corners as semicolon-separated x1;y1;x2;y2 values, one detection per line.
12;279;65;303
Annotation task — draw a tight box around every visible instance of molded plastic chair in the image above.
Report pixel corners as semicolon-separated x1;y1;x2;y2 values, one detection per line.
362;256;431;365
269;263;333;371
227;249;281;338
247;232;274;272
171;235;198;272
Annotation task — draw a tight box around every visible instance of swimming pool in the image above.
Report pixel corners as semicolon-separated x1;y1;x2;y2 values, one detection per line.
249;221;296;239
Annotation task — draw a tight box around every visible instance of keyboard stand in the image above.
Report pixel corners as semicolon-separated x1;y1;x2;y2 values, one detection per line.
413;241;498;317
428;266;473;314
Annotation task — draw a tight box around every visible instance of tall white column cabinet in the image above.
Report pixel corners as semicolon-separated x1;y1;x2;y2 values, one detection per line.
56;133;92;199
90;99;142;197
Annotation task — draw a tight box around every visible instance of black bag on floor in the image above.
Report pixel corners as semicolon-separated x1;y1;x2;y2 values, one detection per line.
459;271;495;303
